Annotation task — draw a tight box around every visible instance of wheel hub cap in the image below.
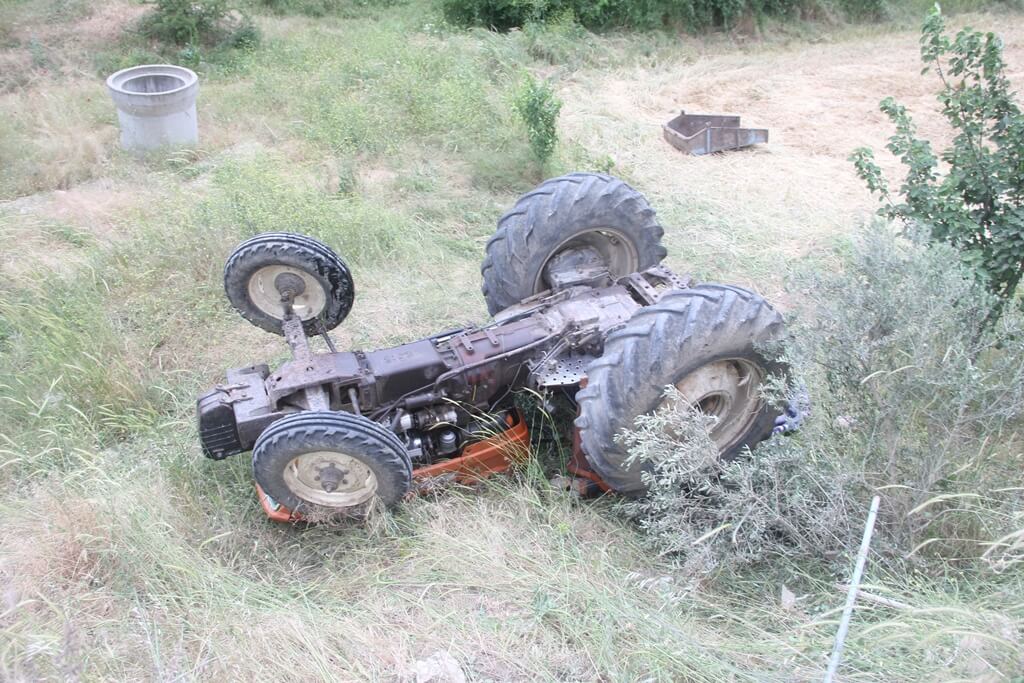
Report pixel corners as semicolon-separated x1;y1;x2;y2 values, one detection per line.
283;451;377;508
536;228;640;293
673;358;764;451
247;265;327;321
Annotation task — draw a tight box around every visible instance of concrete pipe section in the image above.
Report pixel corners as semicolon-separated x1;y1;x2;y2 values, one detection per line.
106;64;199;151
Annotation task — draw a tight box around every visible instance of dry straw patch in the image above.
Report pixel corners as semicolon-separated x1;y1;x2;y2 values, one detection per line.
0;178;162;278
559;17;1024;297
0;82;118;199
0;0;147;92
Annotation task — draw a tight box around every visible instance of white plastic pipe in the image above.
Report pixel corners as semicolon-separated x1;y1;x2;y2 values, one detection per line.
106;64;199;152
823;495;881;683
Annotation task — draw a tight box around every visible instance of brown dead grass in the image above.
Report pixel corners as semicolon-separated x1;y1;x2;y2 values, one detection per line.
0;80;119;199
43;180;138;237
0;228;85;277
0;0;147;93
0;178;159;277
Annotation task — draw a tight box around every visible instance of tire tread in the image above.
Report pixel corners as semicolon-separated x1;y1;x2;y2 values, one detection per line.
480;173;667;315
576;283;786;496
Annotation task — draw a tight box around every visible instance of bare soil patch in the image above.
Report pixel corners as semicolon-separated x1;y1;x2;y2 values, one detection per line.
560;18;1024;294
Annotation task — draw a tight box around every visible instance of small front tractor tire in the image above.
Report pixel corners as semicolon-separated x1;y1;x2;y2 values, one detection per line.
252;411;412;515
576;284;787;496
224;233;355;336
481;173;667;315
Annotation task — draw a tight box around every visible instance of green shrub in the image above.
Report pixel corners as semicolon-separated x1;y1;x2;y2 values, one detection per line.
224;15;261;49
140;0;228;45
839;0;885;20
620;389;854;574
622;227;1024;573
522;11;599;66
259;0;331;15
139;0;259;49
440;0;544;31
513;73;562;166
852;7;1024;312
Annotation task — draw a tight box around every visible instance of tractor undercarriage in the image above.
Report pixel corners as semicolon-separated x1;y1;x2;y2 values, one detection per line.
196;173;791;522
199;263;690;469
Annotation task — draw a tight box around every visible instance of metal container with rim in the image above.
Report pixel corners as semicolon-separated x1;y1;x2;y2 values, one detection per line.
663;110;768;156
106;64;199;151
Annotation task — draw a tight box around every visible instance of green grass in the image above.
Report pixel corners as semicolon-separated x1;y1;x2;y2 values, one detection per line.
2;0;1023;680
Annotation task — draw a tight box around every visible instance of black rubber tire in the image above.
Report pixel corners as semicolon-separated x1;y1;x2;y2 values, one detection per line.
481;173;667;315
575;284;787;497
224;233;355;336
252;411;412;513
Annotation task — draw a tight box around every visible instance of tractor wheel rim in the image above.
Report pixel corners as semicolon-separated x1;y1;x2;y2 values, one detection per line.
673;358;764;451
535;228;639;293
247;265;327;321
283;450;378;508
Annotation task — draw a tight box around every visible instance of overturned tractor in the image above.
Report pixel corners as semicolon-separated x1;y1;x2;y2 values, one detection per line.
197;173;788;521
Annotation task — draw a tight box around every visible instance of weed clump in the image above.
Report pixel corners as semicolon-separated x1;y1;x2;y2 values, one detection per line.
513;73;562;168
621;386;855;574
139;0;260;51
622;227;1024;574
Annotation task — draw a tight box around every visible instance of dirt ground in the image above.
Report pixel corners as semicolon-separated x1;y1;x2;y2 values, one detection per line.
561;19;1024;296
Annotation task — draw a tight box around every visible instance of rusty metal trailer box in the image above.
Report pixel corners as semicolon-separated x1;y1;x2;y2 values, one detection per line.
663;111;768;155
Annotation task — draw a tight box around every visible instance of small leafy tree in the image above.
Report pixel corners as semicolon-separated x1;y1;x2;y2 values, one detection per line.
513;73;562;167
851;6;1024;311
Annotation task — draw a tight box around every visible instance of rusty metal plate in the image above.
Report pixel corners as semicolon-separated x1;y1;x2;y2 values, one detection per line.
533;354;594;387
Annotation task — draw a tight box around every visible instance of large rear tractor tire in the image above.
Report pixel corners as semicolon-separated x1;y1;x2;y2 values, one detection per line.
481;173;667;315
575;284;787;497
252;411;412;515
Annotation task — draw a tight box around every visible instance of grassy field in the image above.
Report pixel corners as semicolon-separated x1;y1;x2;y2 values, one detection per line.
2;0;1023;680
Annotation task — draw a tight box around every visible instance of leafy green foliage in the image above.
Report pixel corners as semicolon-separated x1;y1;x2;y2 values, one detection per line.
623;227;1024;574
258;0;340;16
622;389;854;574
513;73;562;166
851;7;1024;309
521;10;597;65
256;0;402;17
139;0;260;49
440;0;887;31
140;0;228;45
839;0;886;20
619;386;851;575
225;16;261;49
